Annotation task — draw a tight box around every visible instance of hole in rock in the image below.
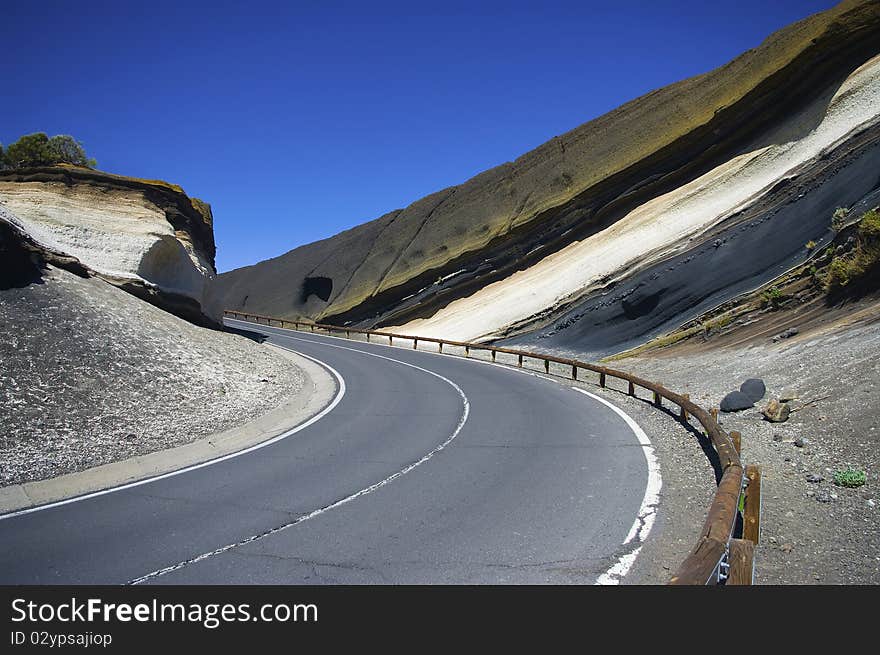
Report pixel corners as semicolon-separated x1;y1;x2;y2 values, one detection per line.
301;276;333;303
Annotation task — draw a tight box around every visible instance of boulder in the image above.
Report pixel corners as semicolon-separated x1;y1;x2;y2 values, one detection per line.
720;390;754;412
762;399;791;423
740;378;766;402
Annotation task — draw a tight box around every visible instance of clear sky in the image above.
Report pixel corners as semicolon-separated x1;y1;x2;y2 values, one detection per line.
2;0;836;272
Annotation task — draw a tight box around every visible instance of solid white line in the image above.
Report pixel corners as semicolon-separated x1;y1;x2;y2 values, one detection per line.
230;319;662;584
129;339;470;584
0;350;347;522
573;387;662;585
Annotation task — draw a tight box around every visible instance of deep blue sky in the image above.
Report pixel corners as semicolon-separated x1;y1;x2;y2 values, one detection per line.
2;0;836;272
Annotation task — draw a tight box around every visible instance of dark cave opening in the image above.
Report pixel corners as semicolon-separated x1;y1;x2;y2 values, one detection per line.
301;276;333;303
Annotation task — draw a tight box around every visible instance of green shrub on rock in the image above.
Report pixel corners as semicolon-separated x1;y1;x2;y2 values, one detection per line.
2;132;96;169
825;208;880;291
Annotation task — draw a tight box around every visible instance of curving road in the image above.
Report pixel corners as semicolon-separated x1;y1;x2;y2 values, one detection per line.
0;319;652;584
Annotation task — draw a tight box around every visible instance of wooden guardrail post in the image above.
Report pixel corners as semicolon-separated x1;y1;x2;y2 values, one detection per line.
726;539;755;585
571;365;577;380
517;354;523;367
465;346;470;358
544;359;550;373
628;381;635;396
730;431;741;456
491;350;496;362
413;338;418;349
438;341;443;353
743;465;761;544
680;394;690;421
653;390;661;407
599;372;606;388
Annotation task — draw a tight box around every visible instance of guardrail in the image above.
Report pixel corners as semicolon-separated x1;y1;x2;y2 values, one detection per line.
224;309;762;585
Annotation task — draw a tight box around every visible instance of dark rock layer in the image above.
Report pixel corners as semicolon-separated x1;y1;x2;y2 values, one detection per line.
211;1;880;338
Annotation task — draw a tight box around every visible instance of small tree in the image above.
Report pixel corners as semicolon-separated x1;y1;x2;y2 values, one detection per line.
3;132;96;169
47;135;94;167
4;132;52;168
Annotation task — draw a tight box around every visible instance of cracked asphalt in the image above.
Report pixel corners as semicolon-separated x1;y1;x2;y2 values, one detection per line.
0;322;647;584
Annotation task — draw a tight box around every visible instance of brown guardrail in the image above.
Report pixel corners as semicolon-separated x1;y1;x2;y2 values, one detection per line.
224;309;761;585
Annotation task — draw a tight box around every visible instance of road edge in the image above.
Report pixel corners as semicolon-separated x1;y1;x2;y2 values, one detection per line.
0;344;339;517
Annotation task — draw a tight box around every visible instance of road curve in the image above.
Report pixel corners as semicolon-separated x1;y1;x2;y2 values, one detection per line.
0;320;652;584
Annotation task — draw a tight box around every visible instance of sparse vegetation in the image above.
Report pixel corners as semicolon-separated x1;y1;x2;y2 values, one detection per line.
761;285;784;308
832;207;850;232
833;467;867;488
805;240;817;250
0;132;96;170
826;209;880;291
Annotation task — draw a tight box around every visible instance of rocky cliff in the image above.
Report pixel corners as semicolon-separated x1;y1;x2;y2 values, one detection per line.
0;165;218;326
212;0;880;354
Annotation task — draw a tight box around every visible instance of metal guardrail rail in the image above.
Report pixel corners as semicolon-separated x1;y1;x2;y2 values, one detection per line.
224;309;762;585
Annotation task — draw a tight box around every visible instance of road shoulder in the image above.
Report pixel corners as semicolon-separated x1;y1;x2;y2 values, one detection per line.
0;345;337;515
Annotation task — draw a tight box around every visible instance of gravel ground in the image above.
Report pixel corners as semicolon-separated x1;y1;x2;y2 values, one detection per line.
0;265;304;487
604;319;880;584
405;312;879;584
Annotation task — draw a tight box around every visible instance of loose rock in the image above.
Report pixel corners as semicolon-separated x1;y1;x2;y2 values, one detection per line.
762;399;791;422
740;378;766;402
772;327;800;342
720;390;754;412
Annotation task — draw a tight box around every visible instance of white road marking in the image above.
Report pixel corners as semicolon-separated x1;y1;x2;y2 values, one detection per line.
129;339;470;584
0;351;346;522
573;388;662;585
231;320;661;585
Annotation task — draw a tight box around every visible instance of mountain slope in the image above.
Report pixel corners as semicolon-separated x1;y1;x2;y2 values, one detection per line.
211;0;880;353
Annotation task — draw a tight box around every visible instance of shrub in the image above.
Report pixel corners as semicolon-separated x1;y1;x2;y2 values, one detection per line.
805;240;817;250
833;467;866;488
826;256;852;288
2;132;96;169
761;286;784;307
860;209;880;239
825;208;880;291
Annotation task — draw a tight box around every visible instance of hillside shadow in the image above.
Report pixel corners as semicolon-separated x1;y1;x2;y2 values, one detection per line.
223;324;267;344
0;223;45;290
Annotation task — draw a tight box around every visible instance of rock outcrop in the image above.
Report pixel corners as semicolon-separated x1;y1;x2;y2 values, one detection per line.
211;0;880;354
0;165;218;326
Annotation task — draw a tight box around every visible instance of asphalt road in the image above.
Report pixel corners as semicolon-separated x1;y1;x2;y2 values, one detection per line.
0;320;649;584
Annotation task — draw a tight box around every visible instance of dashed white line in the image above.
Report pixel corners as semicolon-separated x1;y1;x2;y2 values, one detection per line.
129;340;470;584
230;319;662;585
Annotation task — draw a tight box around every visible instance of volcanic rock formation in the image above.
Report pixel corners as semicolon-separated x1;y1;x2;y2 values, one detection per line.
0;165;218;325
211;0;880;355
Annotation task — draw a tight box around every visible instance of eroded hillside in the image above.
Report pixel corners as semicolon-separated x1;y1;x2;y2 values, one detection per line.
0;165;218;325
212;0;880;356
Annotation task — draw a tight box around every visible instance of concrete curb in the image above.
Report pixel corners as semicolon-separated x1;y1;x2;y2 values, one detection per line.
0;344;337;514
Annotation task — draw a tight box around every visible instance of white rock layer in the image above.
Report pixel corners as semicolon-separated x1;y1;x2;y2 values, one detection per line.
393;54;880;341
0;182;213;309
